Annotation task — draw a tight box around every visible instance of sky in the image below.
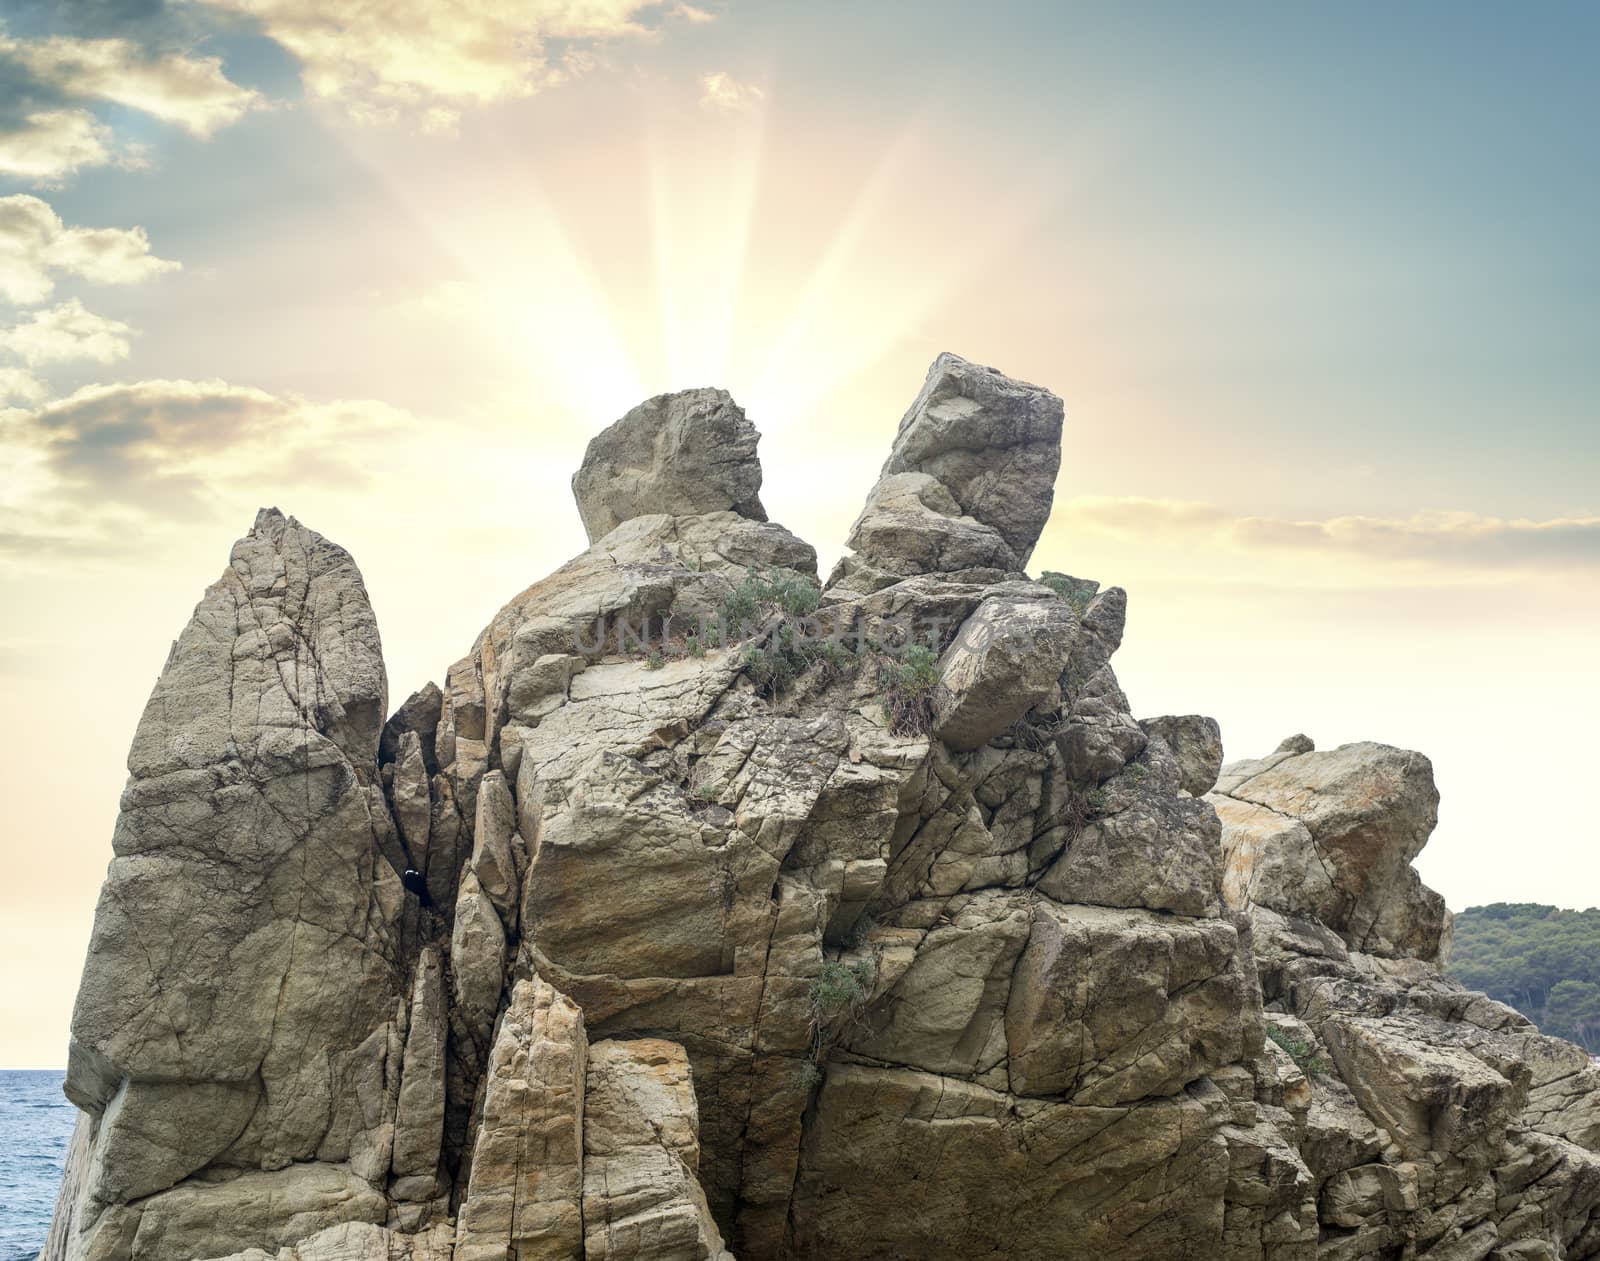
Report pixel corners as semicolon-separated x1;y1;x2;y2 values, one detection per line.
0;0;1595;1067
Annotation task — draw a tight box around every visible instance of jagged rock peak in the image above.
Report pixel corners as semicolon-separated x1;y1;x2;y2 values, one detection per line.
883;352;1065;555
57;507;408;1261
571;386;767;543
43;352;1600;1261
831;352;1064;593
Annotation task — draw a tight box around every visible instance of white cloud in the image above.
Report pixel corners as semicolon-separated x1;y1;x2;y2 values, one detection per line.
0;195;180;305
0;108;113;183
0;366;44;405
1;34;262;138
195;0;710;125
0;300;132;366
0;31;260;182
698;69;763;114
1056;496;1600;572
0;378;421;560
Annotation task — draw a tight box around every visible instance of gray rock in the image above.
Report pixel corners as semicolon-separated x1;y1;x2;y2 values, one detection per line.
1210;741;1445;959
933;594;1078;750
43;357;1600;1261
61;509;406;1261
572;387;766;543
583;1039;733;1261
1140;713;1225;796
391;948;446;1181
879;351;1064;564
831;352;1063;588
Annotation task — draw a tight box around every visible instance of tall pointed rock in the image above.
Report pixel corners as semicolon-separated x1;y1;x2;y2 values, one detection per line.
59;509;408;1260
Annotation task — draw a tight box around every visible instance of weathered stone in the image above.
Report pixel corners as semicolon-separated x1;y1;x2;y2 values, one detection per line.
573;388;766;543
381;682;444;774
830;352;1063;590
44;359;1600;1261
108;1165;387;1261
388;729;432;864
1210;741;1446;959
1005;902;1246;1102
60;509;406;1261
878;352;1064;563
391;948;446;1181
449;872;506;1046
1140;713;1225;796
583;1039;732;1261
933;595;1077;751
789;1064;1230;1259
455;977;586;1261
1037;789;1224;918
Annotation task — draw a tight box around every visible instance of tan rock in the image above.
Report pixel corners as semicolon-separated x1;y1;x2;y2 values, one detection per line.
455;976;587;1261
583;1039;733;1261
572;388;767;543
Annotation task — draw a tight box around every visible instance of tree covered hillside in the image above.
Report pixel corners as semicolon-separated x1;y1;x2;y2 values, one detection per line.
1450;903;1600;1053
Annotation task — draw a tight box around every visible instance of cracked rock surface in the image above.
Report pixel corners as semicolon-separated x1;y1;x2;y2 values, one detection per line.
42;356;1600;1261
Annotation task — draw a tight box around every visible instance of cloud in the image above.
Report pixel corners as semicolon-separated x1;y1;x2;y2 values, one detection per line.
0;29;259;181
0;366;45;405
0;194;180;305
0;108;114;182
0;300;133;365
698;70;763;114
193;0;711;126
1057;496;1600;572
0;378;421;562
3;34;261;136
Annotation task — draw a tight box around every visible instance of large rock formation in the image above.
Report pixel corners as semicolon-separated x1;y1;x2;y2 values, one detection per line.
42;355;1600;1261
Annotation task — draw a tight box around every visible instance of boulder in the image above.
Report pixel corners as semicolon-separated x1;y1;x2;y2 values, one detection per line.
1140;713;1225;796
831;352;1063;591
1209;741;1446;959
60;509;406;1261
572;387;766;543
878;352;1064;563
933;594;1078;750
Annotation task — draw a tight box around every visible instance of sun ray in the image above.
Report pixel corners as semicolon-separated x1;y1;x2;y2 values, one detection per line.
643;77;771;389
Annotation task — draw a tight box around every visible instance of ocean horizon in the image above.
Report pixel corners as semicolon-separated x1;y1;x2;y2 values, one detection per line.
0;1070;74;1261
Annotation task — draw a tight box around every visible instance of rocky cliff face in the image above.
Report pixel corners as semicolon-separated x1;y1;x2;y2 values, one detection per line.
43;353;1600;1261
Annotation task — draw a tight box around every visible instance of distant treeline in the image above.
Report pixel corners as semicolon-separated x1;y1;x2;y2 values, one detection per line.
1450;903;1600;1053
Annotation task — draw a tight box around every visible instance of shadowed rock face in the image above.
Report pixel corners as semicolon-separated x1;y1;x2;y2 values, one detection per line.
43;357;1600;1261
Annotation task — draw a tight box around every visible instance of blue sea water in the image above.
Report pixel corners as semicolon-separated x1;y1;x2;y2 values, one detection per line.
0;1071;75;1261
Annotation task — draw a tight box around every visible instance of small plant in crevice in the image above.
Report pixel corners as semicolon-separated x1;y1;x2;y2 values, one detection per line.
797;1060;824;1091
1006;714;1063;753
718;568;823;643
877;644;944;736
844;910;878;949
1266;1024;1329;1078
645;649;666;670
807;639;861;689
804;956;877;1089
1039;570;1097;615
716;569;858;700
